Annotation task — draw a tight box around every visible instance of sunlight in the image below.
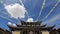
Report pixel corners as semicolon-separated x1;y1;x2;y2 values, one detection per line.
18;0;24;6
42;0;59;21
0;9;9;15
36;0;46;21
58;0;60;2
0;15;14;22
43;14;60;24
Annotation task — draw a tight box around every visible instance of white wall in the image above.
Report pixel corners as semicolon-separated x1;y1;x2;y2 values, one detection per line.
13;31;20;34
42;31;49;34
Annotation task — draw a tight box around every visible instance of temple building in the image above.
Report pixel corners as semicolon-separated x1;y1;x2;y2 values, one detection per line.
7;20;55;34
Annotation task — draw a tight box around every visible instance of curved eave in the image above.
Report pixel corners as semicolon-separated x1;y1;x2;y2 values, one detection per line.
20;20;26;25
57;28;60;32
50;29;57;33
41;25;55;31
0;27;12;34
7;25;21;31
40;24;47;27
20;20;42;25
0;28;5;31
16;24;46;27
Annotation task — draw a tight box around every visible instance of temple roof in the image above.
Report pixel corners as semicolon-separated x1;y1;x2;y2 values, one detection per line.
7;24;55;31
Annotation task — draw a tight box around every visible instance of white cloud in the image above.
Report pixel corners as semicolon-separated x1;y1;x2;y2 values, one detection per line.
43;14;60;23
8;22;12;25
12;23;17;26
27;18;34;22
4;3;26;19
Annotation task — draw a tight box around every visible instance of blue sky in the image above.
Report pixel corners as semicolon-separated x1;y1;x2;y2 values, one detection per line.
0;0;60;30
